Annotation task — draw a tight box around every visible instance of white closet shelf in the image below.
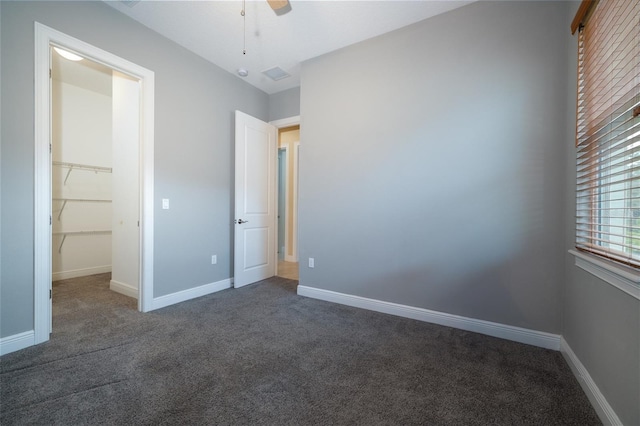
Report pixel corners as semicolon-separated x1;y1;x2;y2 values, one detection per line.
53;198;112;221
53;161;112;185
53;231;112;236
53;230;112;253
52;161;112;172
53;198;112;202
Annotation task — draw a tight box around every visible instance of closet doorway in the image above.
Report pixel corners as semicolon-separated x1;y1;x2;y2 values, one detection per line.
51;47;139;322
34;23;155;345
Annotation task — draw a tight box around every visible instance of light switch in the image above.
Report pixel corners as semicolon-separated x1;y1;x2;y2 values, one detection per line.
162;199;170;210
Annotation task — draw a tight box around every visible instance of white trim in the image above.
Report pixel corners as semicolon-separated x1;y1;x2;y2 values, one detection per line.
34;22;155;347
292;141;299;262
560;338;622;426
139;58;155;314
279;146;290;263
270;115;300;129
110;279;138;299
569;250;640;300
151;278;232;311
297;285;561;350
0;331;35;356
52;265;112;282
34;23;52;345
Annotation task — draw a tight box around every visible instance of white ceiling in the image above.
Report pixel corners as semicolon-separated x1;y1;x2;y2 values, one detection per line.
104;0;474;95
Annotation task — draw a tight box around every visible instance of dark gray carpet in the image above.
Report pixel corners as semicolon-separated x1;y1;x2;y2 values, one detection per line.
1;273;600;425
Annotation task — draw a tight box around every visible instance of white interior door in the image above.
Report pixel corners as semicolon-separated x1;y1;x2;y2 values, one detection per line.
111;71;140;296
234;111;277;288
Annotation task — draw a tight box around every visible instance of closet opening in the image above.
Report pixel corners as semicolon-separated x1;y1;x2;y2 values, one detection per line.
51;46;140;328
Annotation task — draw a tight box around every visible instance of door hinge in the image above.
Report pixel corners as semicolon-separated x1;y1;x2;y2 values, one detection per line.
50;216;52;226
50;289;52;299
138;220;140;227
49;144;52;154
49;69;52;78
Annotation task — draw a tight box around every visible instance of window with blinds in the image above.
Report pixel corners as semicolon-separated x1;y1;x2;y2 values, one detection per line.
574;0;640;267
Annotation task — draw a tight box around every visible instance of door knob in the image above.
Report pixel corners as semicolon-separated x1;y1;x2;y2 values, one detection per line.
236;219;249;224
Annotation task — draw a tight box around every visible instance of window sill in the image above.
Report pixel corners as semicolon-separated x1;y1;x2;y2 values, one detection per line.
569;250;640;300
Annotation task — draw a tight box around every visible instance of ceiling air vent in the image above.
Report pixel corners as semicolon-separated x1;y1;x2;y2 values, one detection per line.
262;66;290;81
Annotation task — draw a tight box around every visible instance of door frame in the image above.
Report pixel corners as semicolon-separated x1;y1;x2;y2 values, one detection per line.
34;23;155;345
292;141;300;262
277;147;289;262
270;116;300;265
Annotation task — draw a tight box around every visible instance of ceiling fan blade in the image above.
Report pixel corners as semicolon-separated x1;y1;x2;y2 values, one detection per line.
267;0;288;10
267;0;291;15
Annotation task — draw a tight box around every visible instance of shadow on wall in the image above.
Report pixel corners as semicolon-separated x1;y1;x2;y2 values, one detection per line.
306;163;556;330
325;234;554;331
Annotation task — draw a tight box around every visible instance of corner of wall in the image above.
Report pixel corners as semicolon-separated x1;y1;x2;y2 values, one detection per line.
268;86;301;122
560;338;623;426
562;0;581;340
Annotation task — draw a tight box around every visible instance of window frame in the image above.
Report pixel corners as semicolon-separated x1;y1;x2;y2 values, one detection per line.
570;250;640;300
570;0;640;297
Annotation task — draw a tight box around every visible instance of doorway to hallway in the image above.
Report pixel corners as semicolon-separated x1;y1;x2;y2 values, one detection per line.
277;260;299;280
275;123;299;282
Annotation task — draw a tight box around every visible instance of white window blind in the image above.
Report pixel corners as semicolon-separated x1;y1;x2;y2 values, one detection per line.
575;0;640;267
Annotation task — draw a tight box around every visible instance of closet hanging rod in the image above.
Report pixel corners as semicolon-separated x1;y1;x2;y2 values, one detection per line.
53;198;112;202
53;161;112;185
53;230;112;253
52;161;112;173
52;198;111;203
53;230;112;236
53;198;112;221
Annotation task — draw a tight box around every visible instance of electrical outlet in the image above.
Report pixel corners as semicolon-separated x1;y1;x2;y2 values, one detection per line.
162;198;170;210
308;257;315;268
211;255;217;265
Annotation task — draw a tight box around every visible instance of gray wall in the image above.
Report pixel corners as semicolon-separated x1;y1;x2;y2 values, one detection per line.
299;1;569;333
269;87;300;121
0;1;3;326
562;5;640;425
0;1;268;337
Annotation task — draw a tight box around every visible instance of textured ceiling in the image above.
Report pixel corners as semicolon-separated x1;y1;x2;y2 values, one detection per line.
104;0;474;95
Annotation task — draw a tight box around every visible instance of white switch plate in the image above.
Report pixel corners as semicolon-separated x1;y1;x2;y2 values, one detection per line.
162;198;170;209
308;257;315;268
211;255;217;265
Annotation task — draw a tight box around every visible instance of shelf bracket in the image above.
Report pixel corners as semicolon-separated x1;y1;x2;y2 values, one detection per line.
57;199;68;221
63;166;73;185
58;234;67;254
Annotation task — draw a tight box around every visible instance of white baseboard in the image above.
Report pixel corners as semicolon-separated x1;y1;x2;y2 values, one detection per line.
110;279;138;299
297;285;561;350
0;330;35;356
560;338;622;426
53;265;111;281
151;278;232;311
